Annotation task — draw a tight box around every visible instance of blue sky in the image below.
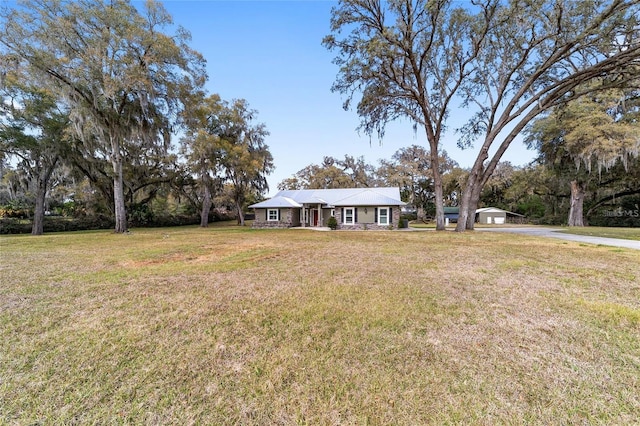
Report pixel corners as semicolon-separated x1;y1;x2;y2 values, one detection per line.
161;0;536;195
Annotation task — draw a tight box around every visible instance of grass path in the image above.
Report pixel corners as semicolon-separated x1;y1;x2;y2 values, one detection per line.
1;226;639;424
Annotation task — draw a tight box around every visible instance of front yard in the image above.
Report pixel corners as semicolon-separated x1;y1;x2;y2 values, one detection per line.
1;226;639;424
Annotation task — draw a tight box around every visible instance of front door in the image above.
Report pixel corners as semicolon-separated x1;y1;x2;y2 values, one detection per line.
311;210;318;226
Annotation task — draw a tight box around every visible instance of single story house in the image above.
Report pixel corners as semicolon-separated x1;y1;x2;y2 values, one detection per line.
249;187;405;230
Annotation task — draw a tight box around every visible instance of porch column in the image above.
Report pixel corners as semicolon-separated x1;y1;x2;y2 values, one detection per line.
317;204;322;227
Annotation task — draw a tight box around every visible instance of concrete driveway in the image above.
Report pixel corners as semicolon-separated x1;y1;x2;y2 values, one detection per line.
476;227;640;250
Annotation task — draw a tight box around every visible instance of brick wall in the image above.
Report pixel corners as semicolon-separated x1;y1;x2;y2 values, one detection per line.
252;208;294;229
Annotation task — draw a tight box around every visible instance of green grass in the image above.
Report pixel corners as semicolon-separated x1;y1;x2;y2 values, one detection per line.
409;223;640;241
408;222;531;229
1;226;639;424
558;226;640;241
408;222;456;229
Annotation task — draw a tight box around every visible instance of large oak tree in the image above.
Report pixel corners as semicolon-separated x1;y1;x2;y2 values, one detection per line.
455;0;640;231
324;0;491;230
324;0;640;231
217;100;273;226
183;95;274;226
526;86;640;226
0;72;70;235
1;0;206;232
180;94;225;227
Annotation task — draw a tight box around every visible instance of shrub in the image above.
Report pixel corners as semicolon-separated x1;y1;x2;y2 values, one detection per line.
0;218;31;234
327;216;338;230
0;211;239;234
400;212;417;221
129;203;154;227
0;206;31;219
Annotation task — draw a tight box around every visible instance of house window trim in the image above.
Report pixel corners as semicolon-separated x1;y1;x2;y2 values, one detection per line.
378;207;390;226
267;208;279;222
343;207;355;225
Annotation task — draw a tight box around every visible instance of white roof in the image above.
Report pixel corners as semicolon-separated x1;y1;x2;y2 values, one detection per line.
332;190;404;206
476;207;525;217
476;207;506;213
248;196;302;208
250;187;405;209
270;187;405;207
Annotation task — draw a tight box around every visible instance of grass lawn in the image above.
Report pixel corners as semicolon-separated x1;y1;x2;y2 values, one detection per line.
409;222;529;229
410;222;640;241
1;226;639;424
558;226;640;241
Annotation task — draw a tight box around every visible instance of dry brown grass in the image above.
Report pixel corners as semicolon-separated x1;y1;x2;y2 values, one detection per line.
1;226;639;424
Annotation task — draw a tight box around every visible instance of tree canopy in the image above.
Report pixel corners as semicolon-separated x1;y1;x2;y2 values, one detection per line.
277;148;459;220
278;155;375;190
324;0;640;232
1;0;207;232
0;70;70;234
197;98;273;226
324;0;489;229
526;85;640;225
2;0;639;233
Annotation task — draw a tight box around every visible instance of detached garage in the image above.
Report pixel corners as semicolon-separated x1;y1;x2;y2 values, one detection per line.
475;207;524;224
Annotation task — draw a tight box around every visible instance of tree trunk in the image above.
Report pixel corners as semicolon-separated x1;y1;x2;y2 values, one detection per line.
465;199;477;230
465;183;484;230
427;147;445;231
568;180;585;226
456;177;476;232
112;158;127;233
457;146;493;232
32;158;58;236
456;172;485;231
32;178;47;236
457;164;480;232
417;206;425;222
200;182;211;227
236;200;245;226
433;173;445;231
110;134;127;233
420;122;445;230
457;192;470;231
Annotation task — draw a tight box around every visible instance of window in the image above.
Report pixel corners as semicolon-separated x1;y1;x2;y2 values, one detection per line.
330;209;335;217
267;209;279;221
378;207;389;225
344;207;355;225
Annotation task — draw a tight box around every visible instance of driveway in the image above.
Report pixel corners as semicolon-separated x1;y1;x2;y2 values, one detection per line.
476;227;640;250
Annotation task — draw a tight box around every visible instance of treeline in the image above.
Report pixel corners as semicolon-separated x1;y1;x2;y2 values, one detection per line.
0;0;272;234
323;0;639;231
276;146;640;227
2;0;639;234
0;92;270;233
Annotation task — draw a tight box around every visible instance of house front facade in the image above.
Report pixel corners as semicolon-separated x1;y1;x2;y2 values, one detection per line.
249;187;405;230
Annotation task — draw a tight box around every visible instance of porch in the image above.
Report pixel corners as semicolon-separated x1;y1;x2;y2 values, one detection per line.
298;203;333;228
